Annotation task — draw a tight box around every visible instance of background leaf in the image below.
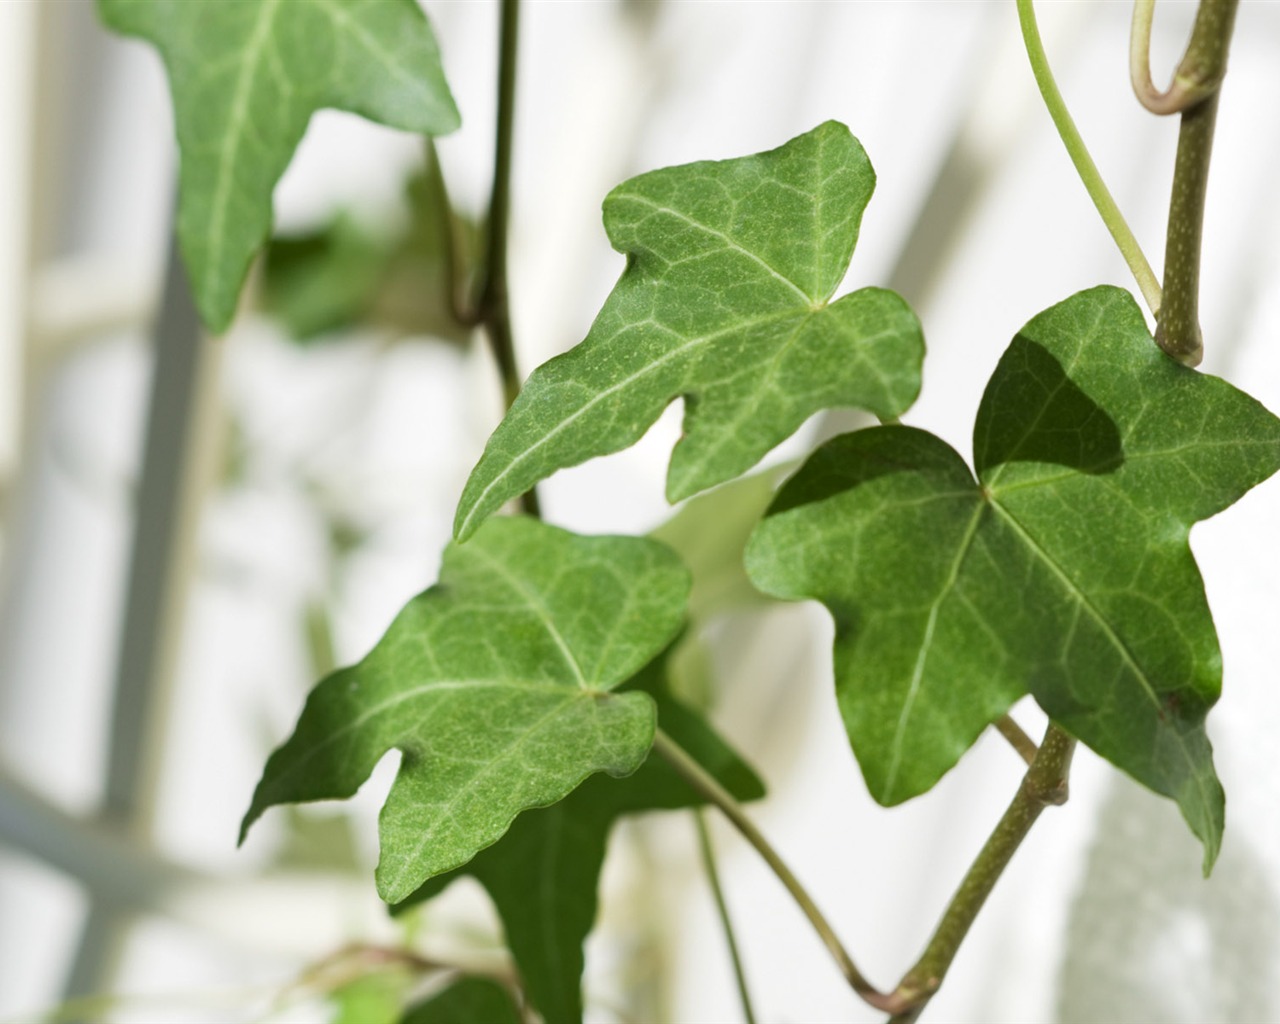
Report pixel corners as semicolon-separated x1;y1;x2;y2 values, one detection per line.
262;213;399;342
241;517;689;904
650;467;787;623
393;651;764;1024
747;286;1280;867
330;970;409;1024
455;121;924;540
98;0;460;331
650;468;787;707
399;976;520;1024
262;158;478;344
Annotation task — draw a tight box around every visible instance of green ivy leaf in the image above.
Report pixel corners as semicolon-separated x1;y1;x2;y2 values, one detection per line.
240;517;689;904
746;286;1280;869
454;121;924;540
399;977;520;1024
393;652;763;1024
98;0;460;331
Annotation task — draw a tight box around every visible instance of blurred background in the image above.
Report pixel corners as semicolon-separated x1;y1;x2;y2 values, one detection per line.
2;1;1280;1021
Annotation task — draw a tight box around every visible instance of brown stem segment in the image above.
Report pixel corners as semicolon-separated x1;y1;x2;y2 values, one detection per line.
478;0;540;515
1153;0;1239;366
883;724;1077;1021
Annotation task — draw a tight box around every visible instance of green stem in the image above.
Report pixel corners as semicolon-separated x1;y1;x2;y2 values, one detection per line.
694;810;757;1024
884;724;1076;1019
1016;0;1162;316
1153;0;1238;367
424;139;478;331
478;0;539;515
652;728;895;1011
994;714;1037;767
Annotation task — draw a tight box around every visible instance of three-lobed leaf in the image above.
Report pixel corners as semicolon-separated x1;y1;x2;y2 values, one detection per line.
747;286;1280;868
454;121;924;540
393;654;764;1024
240;517;689;904
98;0;460;331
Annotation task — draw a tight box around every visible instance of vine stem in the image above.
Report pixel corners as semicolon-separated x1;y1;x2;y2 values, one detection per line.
477;0;539;515
883;724;1077;1021
1016;0;1162;317
1151;0;1239;367
652;728;899;1012
694;811;758;1024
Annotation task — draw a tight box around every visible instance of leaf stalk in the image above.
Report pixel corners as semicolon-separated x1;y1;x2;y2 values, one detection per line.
994;714;1038;767
1151;0;1239;366
652;728;896;1011
1015;0;1163;317
695;810;758;1024
882;723;1076;1022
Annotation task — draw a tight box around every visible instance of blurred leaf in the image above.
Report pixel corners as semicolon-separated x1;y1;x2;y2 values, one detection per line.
263;214;397;341
273;806;363;874
651;468;788;708
262;158;480;344
399;977;520;1024
331;970;410;1024
651;467;786;622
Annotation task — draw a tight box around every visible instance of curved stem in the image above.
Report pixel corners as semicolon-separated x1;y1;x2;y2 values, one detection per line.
1016;0;1162;316
478;0;539;515
1130;1;1174;113
884;723;1076;1019
652;728;896;1011
1131;0;1237;116
1153;0;1238;366
695;811;757;1024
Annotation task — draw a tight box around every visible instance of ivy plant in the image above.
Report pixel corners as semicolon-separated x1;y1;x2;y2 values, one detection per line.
100;0;1272;1021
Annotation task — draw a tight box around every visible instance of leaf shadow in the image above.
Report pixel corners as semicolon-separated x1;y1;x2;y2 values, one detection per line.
976;336;1123;478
